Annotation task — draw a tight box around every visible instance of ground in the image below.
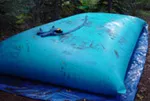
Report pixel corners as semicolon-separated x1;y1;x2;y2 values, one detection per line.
0;16;150;101
135;18;150;101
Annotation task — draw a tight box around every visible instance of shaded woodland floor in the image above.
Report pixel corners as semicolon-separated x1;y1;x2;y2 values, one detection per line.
0;17;150;101
135;18;150;101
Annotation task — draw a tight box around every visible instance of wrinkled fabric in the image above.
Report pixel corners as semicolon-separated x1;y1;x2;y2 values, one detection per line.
0;24;148;101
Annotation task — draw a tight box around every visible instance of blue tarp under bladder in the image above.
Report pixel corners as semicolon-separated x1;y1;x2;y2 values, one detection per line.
0;13;148;96
0;23;148;101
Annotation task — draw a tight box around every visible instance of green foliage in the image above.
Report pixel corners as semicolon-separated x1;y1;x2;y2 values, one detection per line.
0;32;4;37
77;0;136;14
136;0;150;10
0;0;34;32
78;0;99;12
61;1;75;17
0;0;149;35
15;14;32;24
61;0;82;17
0;0;34;17
138;10;150;20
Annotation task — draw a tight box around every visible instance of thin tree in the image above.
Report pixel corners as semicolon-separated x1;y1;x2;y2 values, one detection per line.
108;0;112;13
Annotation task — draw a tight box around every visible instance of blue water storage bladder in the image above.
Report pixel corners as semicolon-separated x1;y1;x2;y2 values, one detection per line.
0;13;146;95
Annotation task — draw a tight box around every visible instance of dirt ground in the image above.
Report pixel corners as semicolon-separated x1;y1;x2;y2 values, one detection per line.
0;19;150;101
135;19;150;101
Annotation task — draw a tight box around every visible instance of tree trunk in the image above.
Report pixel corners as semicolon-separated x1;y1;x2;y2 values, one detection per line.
108;0;112;13
53;0;62;20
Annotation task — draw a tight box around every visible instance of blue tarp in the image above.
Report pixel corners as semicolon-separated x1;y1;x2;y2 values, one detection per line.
0;23;148;101
0;13;147;95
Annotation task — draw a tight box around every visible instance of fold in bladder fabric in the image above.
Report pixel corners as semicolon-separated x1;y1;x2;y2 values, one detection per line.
0;13;147;95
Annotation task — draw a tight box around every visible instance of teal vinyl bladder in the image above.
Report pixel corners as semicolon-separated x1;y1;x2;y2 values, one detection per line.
0;13;146;95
